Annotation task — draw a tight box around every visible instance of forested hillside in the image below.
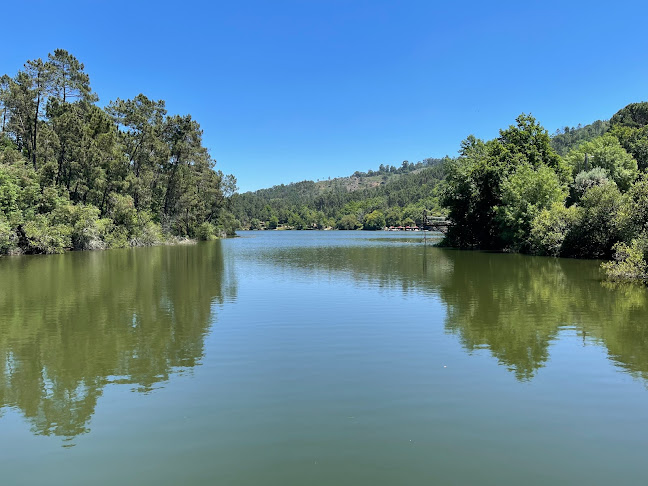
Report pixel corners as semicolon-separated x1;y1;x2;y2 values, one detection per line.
231;158;447;230
550;119;610;155
0;50;237;254
441;102;648;283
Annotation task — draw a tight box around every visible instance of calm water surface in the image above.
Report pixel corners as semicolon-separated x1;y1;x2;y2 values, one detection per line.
1;231;648;485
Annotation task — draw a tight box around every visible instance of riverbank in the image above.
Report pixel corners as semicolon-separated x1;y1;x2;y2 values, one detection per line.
0;230;236;257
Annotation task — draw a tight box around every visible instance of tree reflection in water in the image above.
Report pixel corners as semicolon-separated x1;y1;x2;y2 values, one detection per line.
0;243;236;440
262;240;648;383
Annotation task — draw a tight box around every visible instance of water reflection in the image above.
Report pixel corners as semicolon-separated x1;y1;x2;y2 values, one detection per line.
0;243;235;440
259;237;648;382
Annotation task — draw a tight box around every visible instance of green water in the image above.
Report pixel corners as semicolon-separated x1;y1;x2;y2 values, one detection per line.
1;231;647;485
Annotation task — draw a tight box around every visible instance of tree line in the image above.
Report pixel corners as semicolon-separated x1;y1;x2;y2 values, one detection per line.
231;159;446;230
441;102;648;283
0;50;236;254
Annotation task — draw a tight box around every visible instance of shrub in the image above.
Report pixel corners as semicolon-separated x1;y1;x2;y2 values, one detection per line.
0;217;17;254
216;211;239;236
529;203;580;256
564;134;638;191
196;222;217;241
562;184;625;259
571;167;610;201
602;234;648;282
22;215;71;254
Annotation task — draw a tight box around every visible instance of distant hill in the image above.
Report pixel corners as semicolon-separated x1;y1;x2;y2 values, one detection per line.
231;157;448;230
550;119;610;155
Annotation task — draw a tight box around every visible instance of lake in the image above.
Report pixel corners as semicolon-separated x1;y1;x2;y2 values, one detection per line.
1;230;647;485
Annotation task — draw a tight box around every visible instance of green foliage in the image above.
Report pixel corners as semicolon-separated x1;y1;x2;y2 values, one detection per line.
551;120;610;156
337;214;360;230
609;102;648;171
0;50;237;256
610;125;648;171
439;105;648;282
0;217;16;253
610;102;648;129
572;167;610;201
529;203;580;257
51;202;103;250
363;210;386;230
384;207;402;227
22;214;72;254
496;163;567;251
564;134;638;191
442;115;565;249
196;221;217;241
402;217;415;227
215;210;238;237
231;161;445;230
602;234;648;283
562;184;625;259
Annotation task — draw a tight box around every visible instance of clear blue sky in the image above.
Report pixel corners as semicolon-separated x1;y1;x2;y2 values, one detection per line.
2;1;647;192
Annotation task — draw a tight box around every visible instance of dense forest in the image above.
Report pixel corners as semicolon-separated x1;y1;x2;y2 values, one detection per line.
441;103;648;283
231;157;447;230
0;50;237;255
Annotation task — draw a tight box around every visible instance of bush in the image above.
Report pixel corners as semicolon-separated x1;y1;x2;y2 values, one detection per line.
602;234;648;282
216;211;239;236
0;217;17;254
134;221;163;246
564;134;638;191
571;167;610;202
130;211;163;246
562;184;625;259
196;222;217;241
385;208;402;227
22;215;71;254
107;193;138;233
529;203;580;256
104;225;129;248
59;204;103;250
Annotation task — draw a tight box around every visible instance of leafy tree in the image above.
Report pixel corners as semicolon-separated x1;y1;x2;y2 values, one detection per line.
564;135;638;191
602;233;648;283
609;102;648;170
442;115;566;249
571;167;610;201
496;163;567;251
562;184;625;259
529;203;580;257
337;214;359;230
385;207;402;226
363;210;386;230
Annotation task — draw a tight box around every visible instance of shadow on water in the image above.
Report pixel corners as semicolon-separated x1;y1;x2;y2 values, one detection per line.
0;242;236;442
255;240;648;383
